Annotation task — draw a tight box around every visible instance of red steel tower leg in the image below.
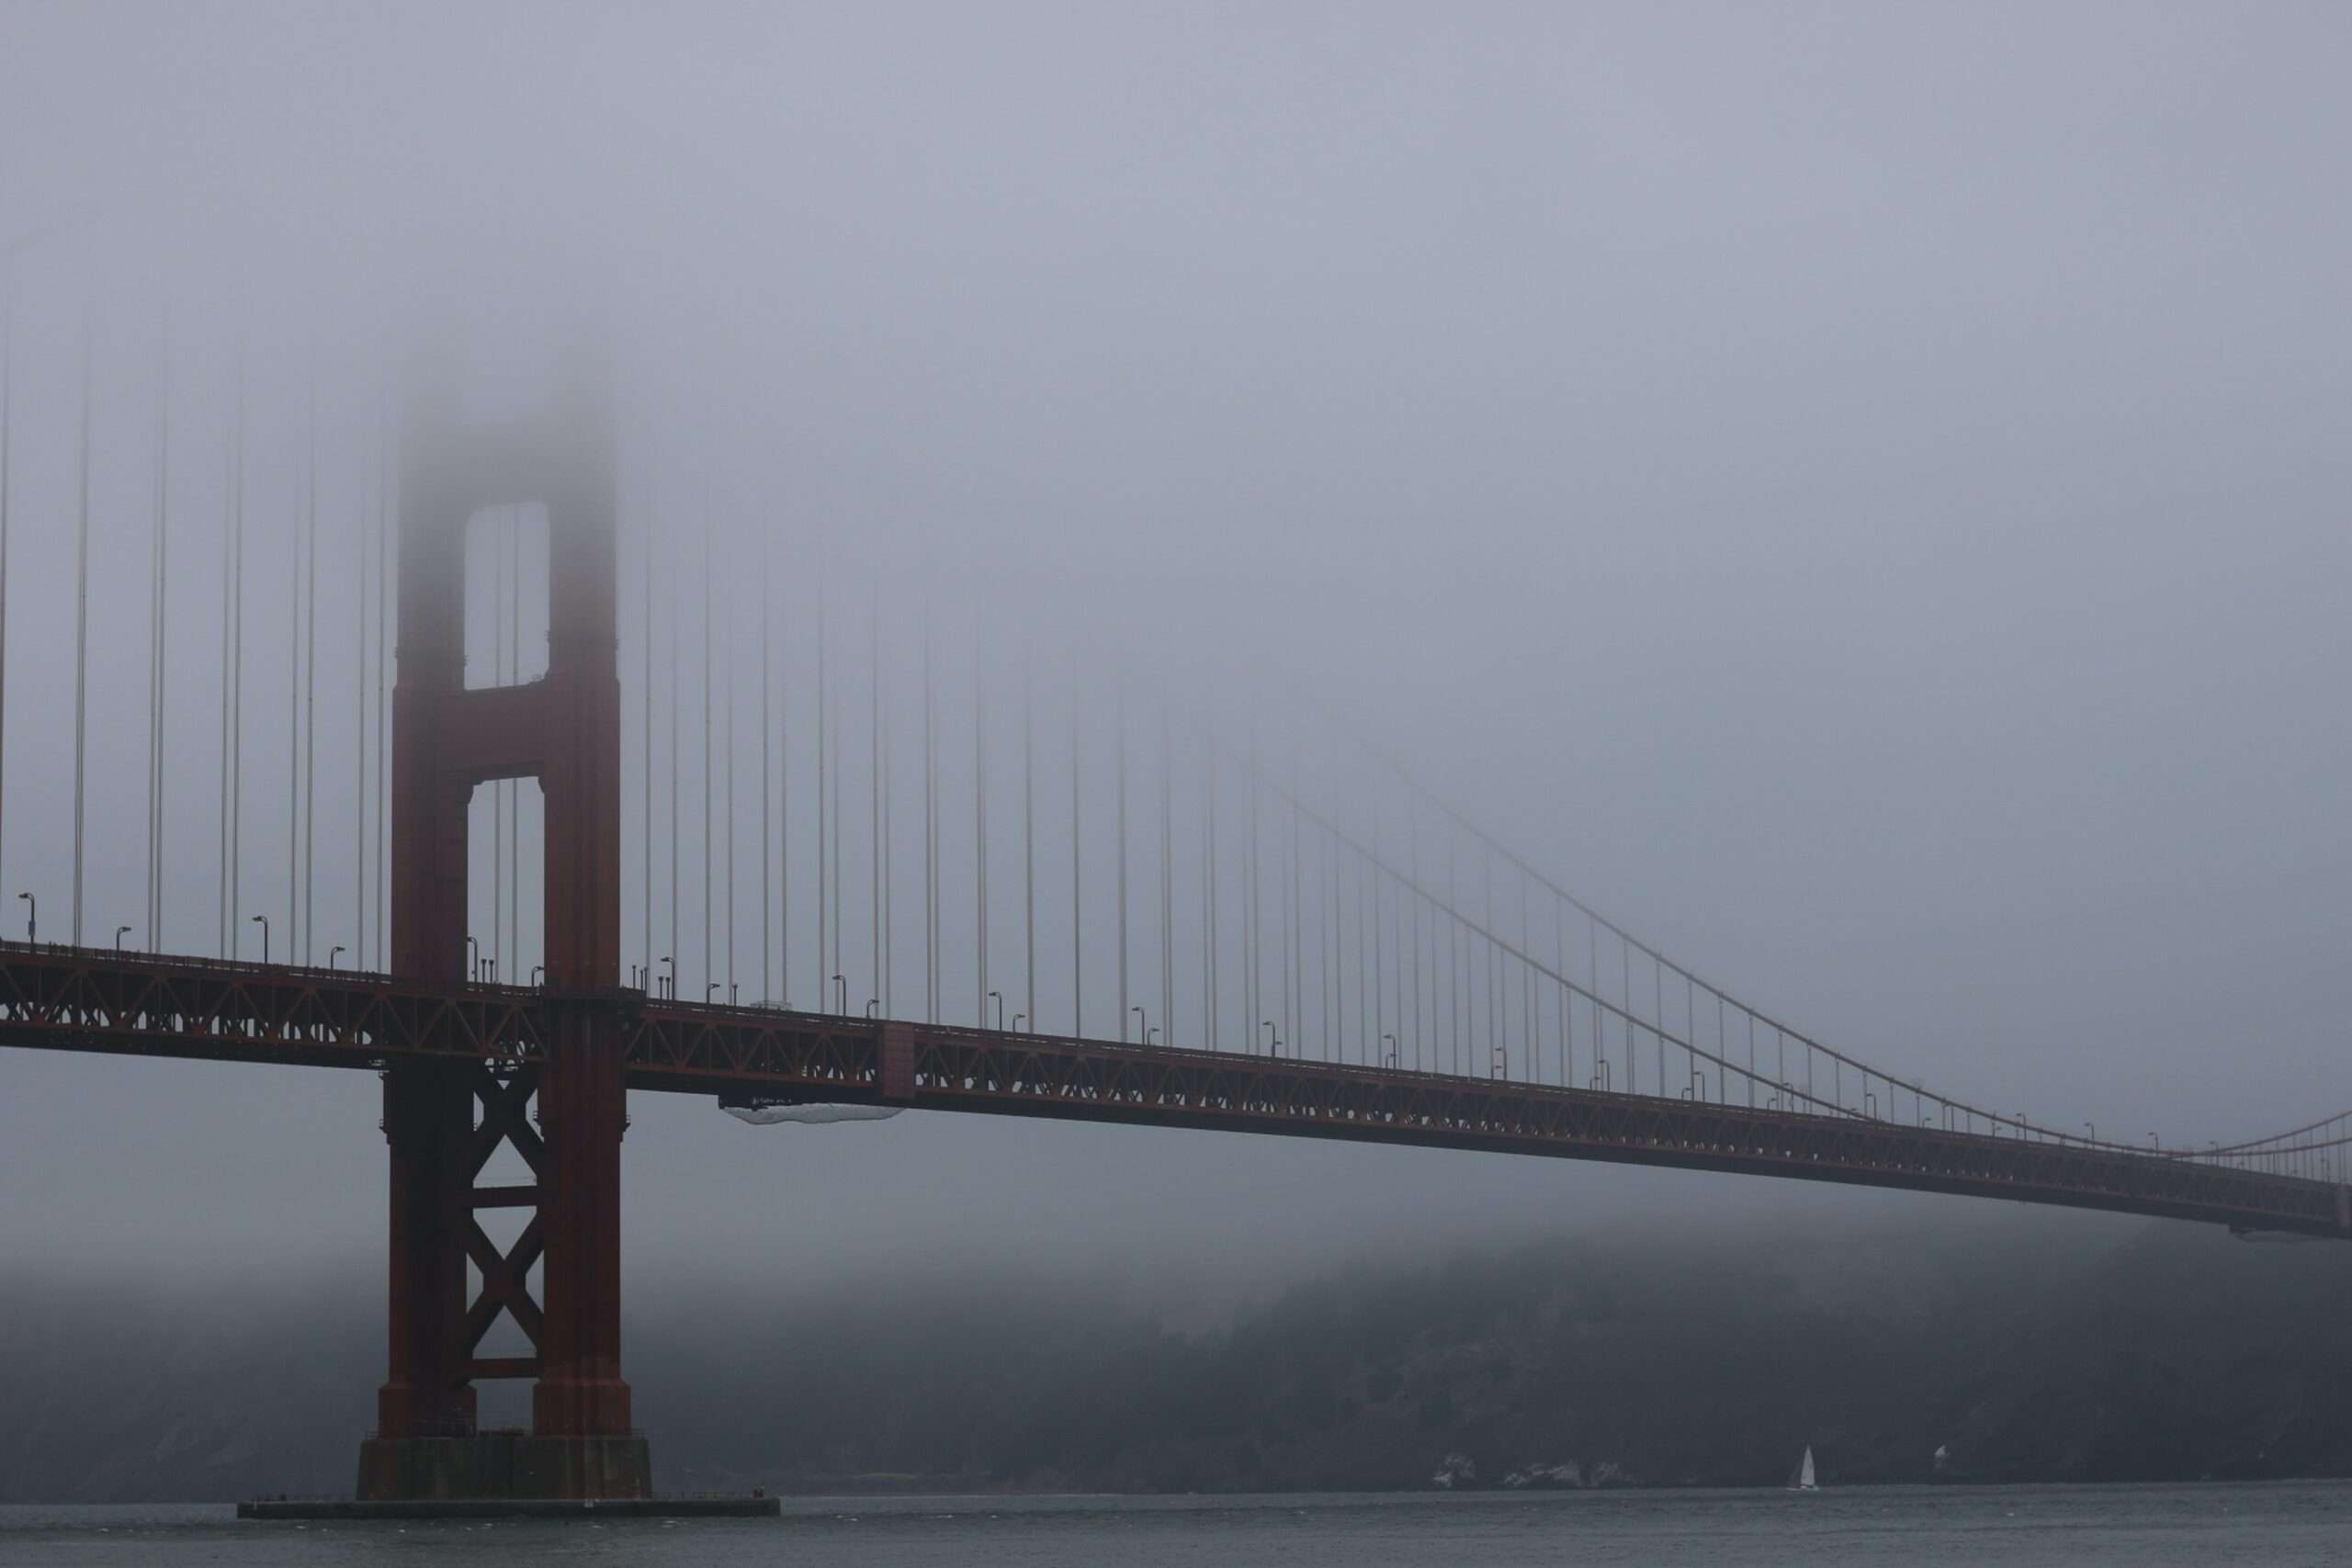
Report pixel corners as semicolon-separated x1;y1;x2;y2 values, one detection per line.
360;357;646;1502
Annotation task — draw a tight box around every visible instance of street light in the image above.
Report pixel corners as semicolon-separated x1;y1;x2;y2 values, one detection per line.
1383;1033;1396;1067
1262;1021;1277;1055
115;925;132;952
1132;1005;1147;1043
330;944;346;970
989;990;1003;1032
865;998;880;1019
467;936;481;982
531;965;544;988
660;956;674;998
1012;1013;1025;1033
17;891;33;942
1147;1027;1160;1045
251;915;270;965
832;974;847;1014
707;982;721;1001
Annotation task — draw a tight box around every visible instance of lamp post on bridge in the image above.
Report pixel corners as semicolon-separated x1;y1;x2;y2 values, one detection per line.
330;944;345;970
115;925;131;953
989;990;1002;1032
832;974;847;1014
17;891;32;942
660;956;673;998
250;914;268;965
466;936;480;982
1133;1005;1148;1045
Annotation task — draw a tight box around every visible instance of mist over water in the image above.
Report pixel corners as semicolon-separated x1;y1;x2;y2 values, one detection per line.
0;0;2346;1342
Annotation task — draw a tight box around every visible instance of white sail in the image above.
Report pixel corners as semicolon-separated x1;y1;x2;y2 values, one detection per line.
1796;1445;1818;1491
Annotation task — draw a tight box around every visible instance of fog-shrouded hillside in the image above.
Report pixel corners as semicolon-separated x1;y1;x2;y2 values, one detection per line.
4;1213;2349;1502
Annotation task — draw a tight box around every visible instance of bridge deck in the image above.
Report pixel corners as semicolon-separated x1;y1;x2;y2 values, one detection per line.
4;942;2343;1239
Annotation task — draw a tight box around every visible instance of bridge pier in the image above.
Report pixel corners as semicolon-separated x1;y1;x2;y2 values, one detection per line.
529;995;635;1443
371;1061;479;1446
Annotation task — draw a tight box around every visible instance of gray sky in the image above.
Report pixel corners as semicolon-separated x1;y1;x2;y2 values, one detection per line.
0;2;2346;1305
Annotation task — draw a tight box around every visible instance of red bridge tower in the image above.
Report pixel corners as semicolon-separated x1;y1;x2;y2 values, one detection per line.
357;362;648;1500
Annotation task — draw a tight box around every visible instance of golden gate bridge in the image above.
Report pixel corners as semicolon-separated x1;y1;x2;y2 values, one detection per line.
0;256;2344;1504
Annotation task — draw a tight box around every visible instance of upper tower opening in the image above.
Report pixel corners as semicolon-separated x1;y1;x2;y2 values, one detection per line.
463;502;550;689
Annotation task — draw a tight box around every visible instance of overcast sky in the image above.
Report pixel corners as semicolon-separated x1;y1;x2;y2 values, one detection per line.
0;1;2346;1314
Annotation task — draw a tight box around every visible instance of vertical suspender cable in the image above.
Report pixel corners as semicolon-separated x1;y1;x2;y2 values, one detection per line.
878;586;891;1015
490;510;503;975
1359;830;1371;1062
816;552;827;1007
922;606;936;1021
216;378;232;955
1069;660;1080;1035
1555;893;1568;1086
760;534;770;1002
1520;870;1532;1080
1287;743;1300;1055
725;542;737;1000
975;624;987;1023
869;589;880;1015
1363;808;1374;1066
1159;694;1170;1045
353;411;368;966
71;306;91;946
287;389;304;960
1590;914;1602;1089
1339;818;1349;1060
228;358;246;956
1116;672;1127;1040
1023;637;1034;1032
1247;728;1259;1048
506;509;518;968
303;389;322;960
1203;722;1215;1050
644;485;655;988
149;310;170;950
1408;800;1420;1069
1324;811;1335;1060
842;570;851;1001
702;515;713;995
0;252;11;898
1484;848;1496;1074
375;412;389;971
1445;831;1458;1075
786;540;795;1006
667;527;678;994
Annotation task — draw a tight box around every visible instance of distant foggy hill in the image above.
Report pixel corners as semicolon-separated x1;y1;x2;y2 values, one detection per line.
5;1214;2349;1502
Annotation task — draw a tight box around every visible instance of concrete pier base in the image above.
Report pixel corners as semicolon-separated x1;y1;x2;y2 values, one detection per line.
354;1432;656;1503
241;1495;779;1521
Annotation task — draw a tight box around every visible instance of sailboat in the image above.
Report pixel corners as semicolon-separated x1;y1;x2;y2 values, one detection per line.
1789;1445;1819;1492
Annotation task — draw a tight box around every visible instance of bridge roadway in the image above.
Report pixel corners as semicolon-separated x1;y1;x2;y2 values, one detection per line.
3;940;2345;1240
